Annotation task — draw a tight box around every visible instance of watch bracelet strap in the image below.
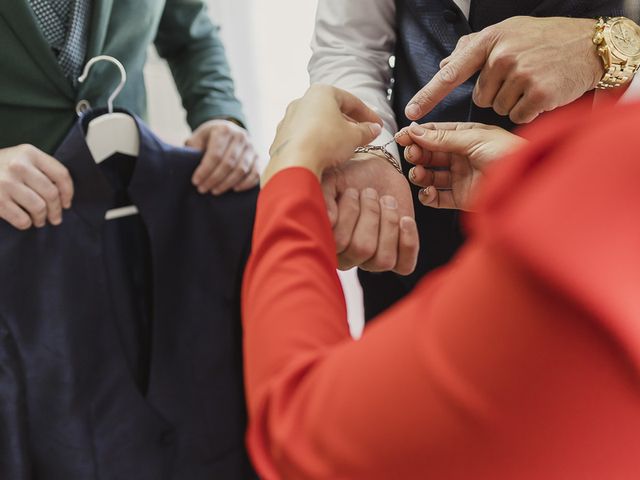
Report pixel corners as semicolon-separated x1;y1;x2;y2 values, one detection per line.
354;145;403;174
597;63;639;89
594;17;640;89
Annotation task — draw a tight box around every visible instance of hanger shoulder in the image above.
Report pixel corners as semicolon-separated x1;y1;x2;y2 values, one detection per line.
85;113;140;163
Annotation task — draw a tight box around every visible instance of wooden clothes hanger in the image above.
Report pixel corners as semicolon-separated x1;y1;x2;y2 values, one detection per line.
77;55;140;220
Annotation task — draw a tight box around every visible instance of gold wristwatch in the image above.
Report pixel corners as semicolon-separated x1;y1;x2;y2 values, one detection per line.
593;17;640;89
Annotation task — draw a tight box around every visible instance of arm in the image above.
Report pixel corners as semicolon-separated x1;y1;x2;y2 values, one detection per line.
405;16;604;124
243;87;640;479
154;0;245;129
155;1;259;196
244;168;629;479
309;0;399;155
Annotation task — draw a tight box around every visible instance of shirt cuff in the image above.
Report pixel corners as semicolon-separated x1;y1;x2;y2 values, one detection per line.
370;128;401;163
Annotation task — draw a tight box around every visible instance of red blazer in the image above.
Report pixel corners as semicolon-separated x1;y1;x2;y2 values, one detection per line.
242;100;640;480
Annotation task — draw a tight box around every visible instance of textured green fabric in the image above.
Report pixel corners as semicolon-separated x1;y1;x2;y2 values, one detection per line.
0;0;245;154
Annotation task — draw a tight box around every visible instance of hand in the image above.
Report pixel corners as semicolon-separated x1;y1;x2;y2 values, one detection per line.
396;122;525;211
322;154;418;275
263;84;383;184
0;144;74;230
405;17;602;124
187;119;260;195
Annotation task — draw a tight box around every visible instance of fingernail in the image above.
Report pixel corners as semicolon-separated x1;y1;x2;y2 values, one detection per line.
410;123;425;136
345;188;359;200
419;187;433;203
197;187;206;194
51;217;62;226
381;196;397;209
409;168;417;182
400;216;415;232
369;123;382;136
406;103;421;119
363;188;378;200
405;145;414;160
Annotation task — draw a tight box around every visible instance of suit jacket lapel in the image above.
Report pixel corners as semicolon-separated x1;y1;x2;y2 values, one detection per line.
87;0;114;59
0;1;74;99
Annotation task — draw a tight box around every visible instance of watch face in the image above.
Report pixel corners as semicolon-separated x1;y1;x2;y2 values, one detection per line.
610;19;640;57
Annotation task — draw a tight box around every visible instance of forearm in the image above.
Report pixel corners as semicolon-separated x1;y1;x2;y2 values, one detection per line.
309;0;399;155
155;0;245;129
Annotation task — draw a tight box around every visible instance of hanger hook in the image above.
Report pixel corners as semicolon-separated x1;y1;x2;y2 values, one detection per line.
78;55;127;114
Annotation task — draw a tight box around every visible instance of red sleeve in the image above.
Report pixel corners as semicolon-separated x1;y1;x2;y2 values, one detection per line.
242;165;640;479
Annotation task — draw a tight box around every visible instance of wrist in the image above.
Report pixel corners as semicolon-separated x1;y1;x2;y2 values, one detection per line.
262;144;323;186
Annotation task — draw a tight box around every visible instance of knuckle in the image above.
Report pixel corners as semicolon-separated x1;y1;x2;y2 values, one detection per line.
376;254;397;271
438;64;459;85
7;159;28;176
492;52;517;71
528;85;548;103
351;241;376;260
42;186;60;203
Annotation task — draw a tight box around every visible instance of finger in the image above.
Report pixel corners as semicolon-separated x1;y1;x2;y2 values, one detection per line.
333;87;383;126
404;144;432;166
185;128;207;150
200;136;244;193
191;132;231;187
233;158;260;192
440;32;478;69
211;145;254;195
509;91;543;125
0;198;32;230
333;188;360;258
405;145;451;168
394;216;419;275
409;166;452;189
361;195;400;272
473;72;504;110
22;167;63;225
405;34;490;120
7;183;47;228
321;171;339;227
418;186;457;210
348;121;383;148
491;76;526;117
408;124;478;157
341;188;380;268
32;152;73;209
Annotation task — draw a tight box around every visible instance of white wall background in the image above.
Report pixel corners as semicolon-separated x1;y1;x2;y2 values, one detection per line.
144;0;365;335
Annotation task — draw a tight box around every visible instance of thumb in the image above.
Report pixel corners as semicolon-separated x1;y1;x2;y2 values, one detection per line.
185;128;207;149
408;125;480;156
350;122;383;148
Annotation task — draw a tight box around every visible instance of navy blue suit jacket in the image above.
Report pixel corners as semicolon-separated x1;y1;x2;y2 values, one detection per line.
0;111;257;479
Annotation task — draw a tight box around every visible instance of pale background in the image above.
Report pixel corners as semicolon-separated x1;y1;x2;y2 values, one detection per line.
143;0;366;335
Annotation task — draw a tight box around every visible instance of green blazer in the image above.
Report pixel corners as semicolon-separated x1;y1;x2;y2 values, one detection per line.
0;0;245;154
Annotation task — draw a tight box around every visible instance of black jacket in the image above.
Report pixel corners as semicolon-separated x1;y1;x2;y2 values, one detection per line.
0;110;257;479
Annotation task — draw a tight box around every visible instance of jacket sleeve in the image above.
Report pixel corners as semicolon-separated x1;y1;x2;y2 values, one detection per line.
154;0;246;129
241;165;640;479
0;320;31;479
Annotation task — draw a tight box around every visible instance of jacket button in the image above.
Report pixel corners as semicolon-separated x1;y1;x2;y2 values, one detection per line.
75;99;91;116
443;9;460;23
158;430;175;447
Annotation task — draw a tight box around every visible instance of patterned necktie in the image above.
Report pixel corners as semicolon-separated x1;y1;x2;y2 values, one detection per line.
29;0;91;84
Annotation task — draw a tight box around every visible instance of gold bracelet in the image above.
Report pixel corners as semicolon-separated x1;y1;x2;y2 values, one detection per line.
354;144;403;174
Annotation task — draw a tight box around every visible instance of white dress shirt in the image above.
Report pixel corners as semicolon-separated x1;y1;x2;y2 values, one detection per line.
309;0;640;161
309;0;470;160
